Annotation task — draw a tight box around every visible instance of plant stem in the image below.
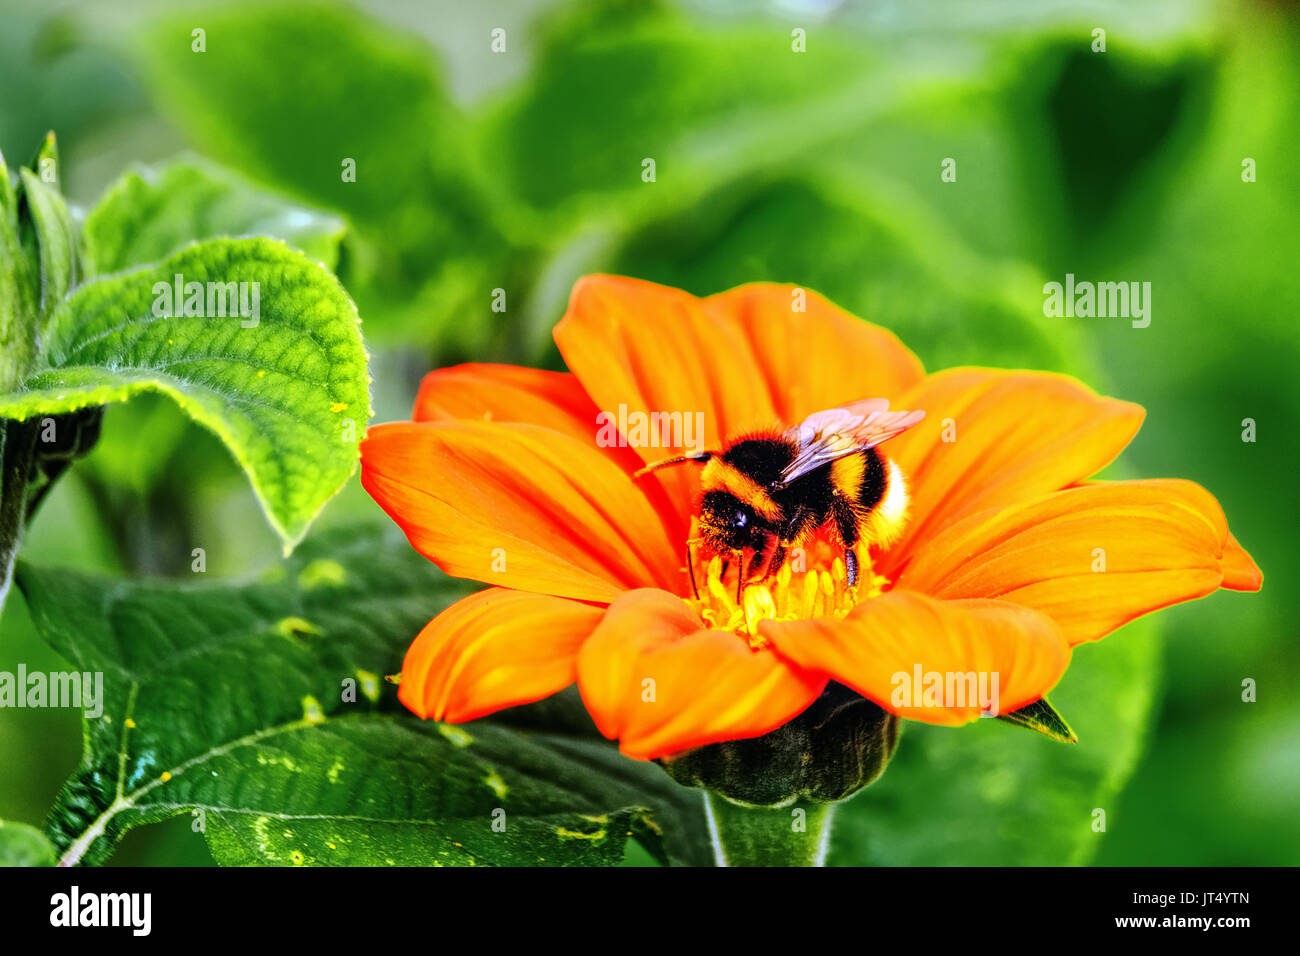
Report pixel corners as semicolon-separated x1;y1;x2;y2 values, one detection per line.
0;419;36;614
703;791;835;867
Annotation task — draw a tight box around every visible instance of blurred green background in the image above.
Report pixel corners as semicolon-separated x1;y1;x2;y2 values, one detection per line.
1;0;1295;865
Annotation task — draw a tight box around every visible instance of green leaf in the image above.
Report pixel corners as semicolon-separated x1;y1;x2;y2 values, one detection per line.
0;819;56;866
829;618;1161;865
83;157;346;277
477;686;713;865
0;237;371;550
15;525;704;866
611;173;1082;373
1062;11;1294;862
132;3;503;305
136;3;467;223
195;717;662;867
519;725;714;867
480;5;879;222
998;696;1077;744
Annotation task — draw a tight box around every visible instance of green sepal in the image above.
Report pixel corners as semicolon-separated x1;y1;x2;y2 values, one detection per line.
997;696;1078;743
0;149;38;392
27;129;59;175
18;166;79;320
16;131;78;319
661;683;899;805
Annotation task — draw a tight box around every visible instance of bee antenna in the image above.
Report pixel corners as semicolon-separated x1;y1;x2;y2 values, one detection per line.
633;450;712;479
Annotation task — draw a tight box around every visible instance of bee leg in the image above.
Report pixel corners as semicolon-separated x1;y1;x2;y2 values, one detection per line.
780;505;812;543
685;540;701;602
750;537;782;583
832;501;862;588
736;551;747;605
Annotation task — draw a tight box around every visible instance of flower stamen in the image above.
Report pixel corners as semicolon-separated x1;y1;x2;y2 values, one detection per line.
684;536;887;648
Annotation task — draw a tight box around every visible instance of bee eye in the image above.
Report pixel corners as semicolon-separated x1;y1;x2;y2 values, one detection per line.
731;510;749;529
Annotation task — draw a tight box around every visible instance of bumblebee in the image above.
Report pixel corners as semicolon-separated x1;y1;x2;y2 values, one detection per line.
636;400;924;595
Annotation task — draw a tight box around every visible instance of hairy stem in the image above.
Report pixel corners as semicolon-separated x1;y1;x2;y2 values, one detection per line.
703;791;835;867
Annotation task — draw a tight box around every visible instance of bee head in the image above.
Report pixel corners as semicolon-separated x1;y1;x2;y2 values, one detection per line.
698;490;765;553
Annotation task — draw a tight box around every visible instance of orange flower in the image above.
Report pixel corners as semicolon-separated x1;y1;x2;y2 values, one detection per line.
360;276;1262;762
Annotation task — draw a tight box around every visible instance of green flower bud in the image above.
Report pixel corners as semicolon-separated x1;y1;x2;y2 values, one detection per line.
657;682;899;806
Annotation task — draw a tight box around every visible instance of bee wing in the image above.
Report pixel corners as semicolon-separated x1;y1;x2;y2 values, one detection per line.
786;399;889;447
779;401;924;486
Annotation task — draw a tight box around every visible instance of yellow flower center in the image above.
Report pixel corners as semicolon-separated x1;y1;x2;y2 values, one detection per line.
685;541;887;649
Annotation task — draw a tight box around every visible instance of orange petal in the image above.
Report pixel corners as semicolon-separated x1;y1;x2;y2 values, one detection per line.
413;363;600;442
704;283;925;424
880;369;1146;573
762;590;1070;725
1220;532;1263;591
554;275;780;517
577;588;826;760
411;361;688;541
900;479;1244;645
361;420;680;602
399;588;604;722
